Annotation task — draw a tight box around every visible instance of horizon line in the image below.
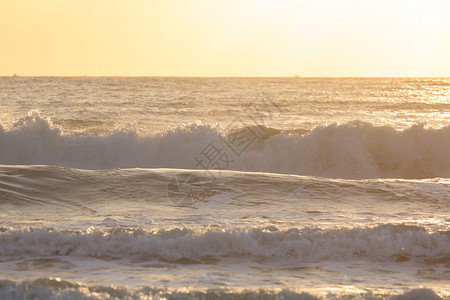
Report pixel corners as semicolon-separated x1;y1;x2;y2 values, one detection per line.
2;75;450;79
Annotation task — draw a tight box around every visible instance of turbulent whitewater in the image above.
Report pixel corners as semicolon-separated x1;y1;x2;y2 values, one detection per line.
1;113;449;178
0;77;449;299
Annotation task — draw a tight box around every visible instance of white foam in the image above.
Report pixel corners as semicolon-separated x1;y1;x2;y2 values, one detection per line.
0;225;448;261
1;113;449;178
0;279;442;300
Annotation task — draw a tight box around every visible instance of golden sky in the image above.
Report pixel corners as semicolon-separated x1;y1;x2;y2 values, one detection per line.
1;0;449;77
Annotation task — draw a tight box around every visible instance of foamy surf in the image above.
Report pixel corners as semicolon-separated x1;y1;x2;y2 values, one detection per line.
0;279;444;300
1;165;448;298
0;225;448;261
1;113;449;178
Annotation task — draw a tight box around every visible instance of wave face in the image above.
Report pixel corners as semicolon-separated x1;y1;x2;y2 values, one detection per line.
0;225;448;262
1;113;449;179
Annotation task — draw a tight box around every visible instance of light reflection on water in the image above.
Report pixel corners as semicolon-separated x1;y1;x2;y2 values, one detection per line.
0;77;448;134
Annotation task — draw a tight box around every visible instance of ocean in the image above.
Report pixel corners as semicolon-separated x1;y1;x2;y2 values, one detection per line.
0;77;449;299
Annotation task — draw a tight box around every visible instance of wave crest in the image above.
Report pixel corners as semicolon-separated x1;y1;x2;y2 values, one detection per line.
0;279;443;300
0;224;448;261
0;114;449;178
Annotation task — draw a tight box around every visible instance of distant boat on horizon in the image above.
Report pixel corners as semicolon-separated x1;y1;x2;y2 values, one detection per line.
12;73;19;77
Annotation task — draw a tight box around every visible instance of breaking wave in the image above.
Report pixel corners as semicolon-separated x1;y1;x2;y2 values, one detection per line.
0;224;448;262
0;278;444;300
0;113;449;179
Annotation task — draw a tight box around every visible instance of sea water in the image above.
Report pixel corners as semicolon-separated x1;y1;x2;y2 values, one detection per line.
0;77;449;299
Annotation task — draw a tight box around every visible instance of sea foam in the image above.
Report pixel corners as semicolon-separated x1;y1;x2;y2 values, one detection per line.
0;113;449;179
0;225;448;262
0;279;443;300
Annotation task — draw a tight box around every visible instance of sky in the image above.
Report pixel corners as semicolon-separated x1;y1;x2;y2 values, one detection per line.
1;0;449;77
